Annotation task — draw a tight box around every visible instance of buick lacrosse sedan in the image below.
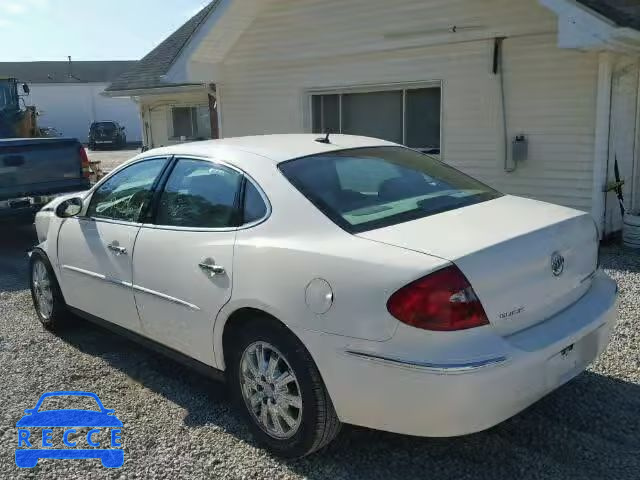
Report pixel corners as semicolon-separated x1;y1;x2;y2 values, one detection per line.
31;134;618;457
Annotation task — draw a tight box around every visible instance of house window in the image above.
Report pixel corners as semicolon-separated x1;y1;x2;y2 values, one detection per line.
311;85;441;153
170;106;212;140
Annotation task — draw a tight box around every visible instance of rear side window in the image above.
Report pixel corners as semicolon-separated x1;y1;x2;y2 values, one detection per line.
156;159;242;228
279;147;502;233
242;180;268;224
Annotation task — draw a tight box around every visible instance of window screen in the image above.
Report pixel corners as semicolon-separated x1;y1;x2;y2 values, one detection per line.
311;86;441;151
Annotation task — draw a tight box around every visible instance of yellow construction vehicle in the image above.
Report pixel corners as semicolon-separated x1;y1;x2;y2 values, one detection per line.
0;78;39;138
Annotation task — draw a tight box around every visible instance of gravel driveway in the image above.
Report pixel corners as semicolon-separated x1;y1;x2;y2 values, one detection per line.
0;226;638;479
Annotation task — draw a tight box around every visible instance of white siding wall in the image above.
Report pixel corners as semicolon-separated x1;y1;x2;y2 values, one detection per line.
25;83;142;142
217;0;600;211
140;91;211;148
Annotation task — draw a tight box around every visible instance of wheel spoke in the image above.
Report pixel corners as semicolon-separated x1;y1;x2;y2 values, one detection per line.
248;391;262;409
266;352;279;381
255;344;268;375
279;393;302;409
260;402;269;427
277;405;298;428
268;403;285;435
274;372;295;389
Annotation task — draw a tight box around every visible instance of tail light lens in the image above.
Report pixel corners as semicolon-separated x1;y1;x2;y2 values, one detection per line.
80;146;91;179
387;266;489;331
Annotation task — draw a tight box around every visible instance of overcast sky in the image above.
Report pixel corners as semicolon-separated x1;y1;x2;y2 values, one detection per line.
0;0;212;62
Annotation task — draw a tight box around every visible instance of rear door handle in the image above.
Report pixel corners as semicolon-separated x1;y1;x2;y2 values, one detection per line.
107;243;127;256
199;260;225;275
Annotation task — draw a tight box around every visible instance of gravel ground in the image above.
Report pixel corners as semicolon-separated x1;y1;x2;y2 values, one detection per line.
0;227;638;479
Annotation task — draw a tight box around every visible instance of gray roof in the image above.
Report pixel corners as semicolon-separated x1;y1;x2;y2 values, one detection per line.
0;61;136;84
577;0;640;30
106;1;220;93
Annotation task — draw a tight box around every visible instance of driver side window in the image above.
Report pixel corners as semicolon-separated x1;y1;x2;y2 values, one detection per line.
87;158;167;222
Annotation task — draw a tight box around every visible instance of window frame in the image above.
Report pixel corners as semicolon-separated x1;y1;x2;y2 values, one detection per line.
146;155;271;232
306;81;443;156
83;156;171;227
169;105;212;141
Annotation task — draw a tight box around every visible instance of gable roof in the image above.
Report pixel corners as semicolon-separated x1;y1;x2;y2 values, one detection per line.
106;1;221;93
0;61;136;84
577;0;640;30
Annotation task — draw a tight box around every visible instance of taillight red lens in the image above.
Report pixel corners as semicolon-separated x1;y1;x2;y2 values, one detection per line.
80;146;90;179
387;266;489;331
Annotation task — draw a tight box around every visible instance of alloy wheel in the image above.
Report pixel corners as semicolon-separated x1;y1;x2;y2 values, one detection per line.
239;341;303;439
32;260;53;320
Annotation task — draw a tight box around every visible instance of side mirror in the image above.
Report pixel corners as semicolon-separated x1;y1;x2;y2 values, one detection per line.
22;83;30;95
55;197;83;218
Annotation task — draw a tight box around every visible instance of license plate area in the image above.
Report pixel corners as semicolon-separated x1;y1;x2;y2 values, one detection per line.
545;329;599;388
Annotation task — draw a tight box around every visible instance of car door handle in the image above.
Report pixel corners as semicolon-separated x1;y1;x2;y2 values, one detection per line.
107;243;127;256
198;261;225;275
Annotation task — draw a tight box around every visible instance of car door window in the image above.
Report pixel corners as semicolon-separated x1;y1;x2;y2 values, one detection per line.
156;159;242;228
242;179;268;224
87;158;167;223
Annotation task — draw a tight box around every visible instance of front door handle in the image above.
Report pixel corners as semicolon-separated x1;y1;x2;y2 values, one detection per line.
107;243;127;256
199;260;225;275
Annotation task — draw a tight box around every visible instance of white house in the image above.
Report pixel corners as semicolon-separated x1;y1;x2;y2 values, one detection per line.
0;61;142;142
108;0;640;236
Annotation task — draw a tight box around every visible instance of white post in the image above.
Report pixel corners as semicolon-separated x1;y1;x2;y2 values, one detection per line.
592;52;613;238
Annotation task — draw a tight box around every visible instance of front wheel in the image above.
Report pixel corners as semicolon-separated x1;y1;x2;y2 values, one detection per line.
29;250;69;330
228;322;341;458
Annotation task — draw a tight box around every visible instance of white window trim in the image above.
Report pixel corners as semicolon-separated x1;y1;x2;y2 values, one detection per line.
305;80;444;158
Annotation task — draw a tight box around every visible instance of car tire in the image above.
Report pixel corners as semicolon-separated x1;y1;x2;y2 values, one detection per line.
227;320;341;458
29;250;70;330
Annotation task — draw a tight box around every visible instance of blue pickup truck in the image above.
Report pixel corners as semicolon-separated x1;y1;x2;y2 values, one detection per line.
0;138;91;222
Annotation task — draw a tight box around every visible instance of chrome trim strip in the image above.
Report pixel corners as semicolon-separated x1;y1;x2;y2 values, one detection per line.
62;265;132;288
132;284;200;311
62;265;105;281
344;350;507;373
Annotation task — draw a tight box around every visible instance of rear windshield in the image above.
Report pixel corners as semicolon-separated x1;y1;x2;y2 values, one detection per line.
91;122;116;130
279;146;502;233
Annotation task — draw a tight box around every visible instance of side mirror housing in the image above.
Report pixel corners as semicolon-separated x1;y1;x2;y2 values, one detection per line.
55;197;83;218
22;83;30;95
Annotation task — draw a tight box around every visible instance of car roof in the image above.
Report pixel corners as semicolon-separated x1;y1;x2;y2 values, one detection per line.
142;134;398;165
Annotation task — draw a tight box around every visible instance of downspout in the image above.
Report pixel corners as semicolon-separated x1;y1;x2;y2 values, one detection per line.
592;52;613;238
493;37;514;172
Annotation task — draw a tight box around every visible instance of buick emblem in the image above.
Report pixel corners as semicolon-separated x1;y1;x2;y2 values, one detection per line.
551;252;565;277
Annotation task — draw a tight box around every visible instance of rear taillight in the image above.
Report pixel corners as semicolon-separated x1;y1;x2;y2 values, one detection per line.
80;146;90;179
387;266;489;331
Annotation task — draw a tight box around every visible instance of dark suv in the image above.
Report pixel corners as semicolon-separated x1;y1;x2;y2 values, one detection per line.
88;121;127;150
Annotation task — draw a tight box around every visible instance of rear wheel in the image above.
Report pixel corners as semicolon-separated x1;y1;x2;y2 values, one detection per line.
29;250;69;330
228;321;341;458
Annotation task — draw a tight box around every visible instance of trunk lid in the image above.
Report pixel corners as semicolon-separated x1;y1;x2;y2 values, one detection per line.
358;195;599;336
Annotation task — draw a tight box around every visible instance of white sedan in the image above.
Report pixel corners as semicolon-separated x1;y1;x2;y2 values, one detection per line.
31;134;618;458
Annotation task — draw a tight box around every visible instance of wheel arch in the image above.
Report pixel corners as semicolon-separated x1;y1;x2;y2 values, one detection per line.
214;303;301;371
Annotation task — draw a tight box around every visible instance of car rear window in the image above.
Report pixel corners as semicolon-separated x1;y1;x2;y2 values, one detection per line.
279;146;502;233
91;122;116;130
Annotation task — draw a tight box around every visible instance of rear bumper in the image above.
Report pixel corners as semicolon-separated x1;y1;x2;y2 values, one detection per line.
296;270;618;437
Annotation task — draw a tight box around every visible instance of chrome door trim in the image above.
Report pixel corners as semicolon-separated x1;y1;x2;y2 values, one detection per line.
132;284;201;311
344;350;507;374
62;265;132;288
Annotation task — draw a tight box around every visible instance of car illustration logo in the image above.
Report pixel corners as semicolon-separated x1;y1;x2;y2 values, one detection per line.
551;252;565;277
15;391;123;468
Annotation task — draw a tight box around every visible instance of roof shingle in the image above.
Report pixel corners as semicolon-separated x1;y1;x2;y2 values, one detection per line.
0;61;136;84
106;1;220;93
577;0;640;30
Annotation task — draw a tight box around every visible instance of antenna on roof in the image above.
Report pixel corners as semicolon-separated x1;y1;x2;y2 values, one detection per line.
315;131;331;144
